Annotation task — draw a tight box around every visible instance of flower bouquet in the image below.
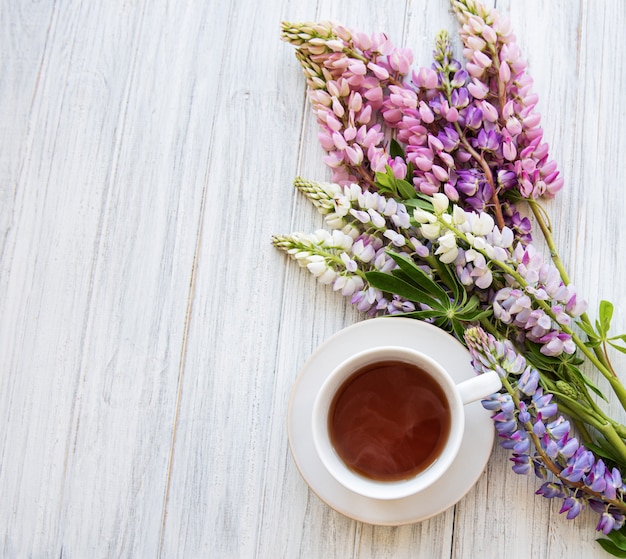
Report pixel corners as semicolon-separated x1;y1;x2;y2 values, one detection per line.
274;1;626;555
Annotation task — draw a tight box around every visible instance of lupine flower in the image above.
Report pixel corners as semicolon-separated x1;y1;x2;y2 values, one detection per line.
450;0;564;200
465;327;626;534
273;179;428;315
282;21;413;187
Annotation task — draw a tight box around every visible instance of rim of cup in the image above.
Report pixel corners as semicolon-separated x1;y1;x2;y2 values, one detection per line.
311;346;466;501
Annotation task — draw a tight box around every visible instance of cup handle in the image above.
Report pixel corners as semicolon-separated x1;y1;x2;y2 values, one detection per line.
456;370;502;405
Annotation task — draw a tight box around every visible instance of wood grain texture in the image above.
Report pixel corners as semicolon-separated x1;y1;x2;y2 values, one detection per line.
0;1;625;558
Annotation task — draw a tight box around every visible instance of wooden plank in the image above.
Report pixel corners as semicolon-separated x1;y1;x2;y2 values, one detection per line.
157;0;326;557
0;1;209;556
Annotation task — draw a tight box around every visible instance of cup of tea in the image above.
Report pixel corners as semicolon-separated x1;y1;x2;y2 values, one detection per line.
311;345;501;500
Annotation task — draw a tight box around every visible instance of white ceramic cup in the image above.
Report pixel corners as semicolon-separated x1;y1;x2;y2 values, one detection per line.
311;345;501;500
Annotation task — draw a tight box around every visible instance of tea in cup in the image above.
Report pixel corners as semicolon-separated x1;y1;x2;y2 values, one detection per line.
311;345;501;500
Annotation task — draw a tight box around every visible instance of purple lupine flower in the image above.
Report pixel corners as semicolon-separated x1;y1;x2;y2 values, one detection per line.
450;0;564;200
465;326;626;534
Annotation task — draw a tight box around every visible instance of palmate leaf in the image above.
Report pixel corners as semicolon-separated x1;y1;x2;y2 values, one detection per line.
374;165;416;200
365;271;441;309
524;342;607;401
386;252;450;301
366;250;492;341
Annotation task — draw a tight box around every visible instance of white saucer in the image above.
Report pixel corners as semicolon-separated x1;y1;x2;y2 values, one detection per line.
287;317;496;526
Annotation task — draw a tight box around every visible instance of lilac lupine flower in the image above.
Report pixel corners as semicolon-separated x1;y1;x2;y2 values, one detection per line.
491;242;587;355
465;326;626;534
282;21;413;186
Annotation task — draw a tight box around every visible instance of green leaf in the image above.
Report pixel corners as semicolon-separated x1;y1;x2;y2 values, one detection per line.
375;172;392;188
434;262;462;301
599;300;614;336
585;440;623;466
460;308;493;322
596;538;626;557
451;320;466;340
396;179;417;200
608;341;626;355
387;252;449;301
578;320;600;340
395;309;445;320
364;271;441;309
390;268;421;288
607;526;626;550
459;295;480;314
609;334;626;343
389;139;405;159
405;161;415;182
402;197;433;211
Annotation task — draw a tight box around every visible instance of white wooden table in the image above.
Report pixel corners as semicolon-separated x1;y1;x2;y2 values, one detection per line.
1;1;625;557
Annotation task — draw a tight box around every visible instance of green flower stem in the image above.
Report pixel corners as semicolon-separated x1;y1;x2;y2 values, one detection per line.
527;198;611;371
501;375;626;510
552;392;626;457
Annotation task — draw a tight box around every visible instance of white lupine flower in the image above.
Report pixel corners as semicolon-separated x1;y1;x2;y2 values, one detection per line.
464;248;478;263
374;251;395;272
346;183;361;200
368;208;386;228
306;256;327;276
435;232;459;264
421;222;441;240
452;205;467;225
473;267;493;289
383;229;406;247
473;236;488;250
382;198;398;216
342;224;360;239
331;229;353;250
293;250;312;265
333;196;351;217
413;207;436;224
333;274;364;296
491;226;514;248
325;213;346;230
350;209;370;223
471;212;495;235
340;251;358;272
318;268;338;284
351;239;376;262
391;210;411;229
432;192;450;214
359;191;381;210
